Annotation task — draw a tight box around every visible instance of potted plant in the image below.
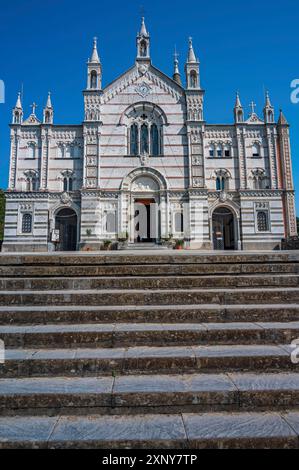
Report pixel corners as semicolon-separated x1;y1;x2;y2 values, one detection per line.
161;233;175;249
174;239;184;250
103;239;112;251
117;231;129;250
81;229;92;251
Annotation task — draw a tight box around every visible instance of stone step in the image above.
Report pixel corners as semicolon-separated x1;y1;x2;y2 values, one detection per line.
1;274;298;291
0;304;298;325
1;372;299;416
0;262;298;278
1;322;299;349
0;250;299;266
1;287;299;306
0;344;295;378
0;411;298;448
0;251;298;267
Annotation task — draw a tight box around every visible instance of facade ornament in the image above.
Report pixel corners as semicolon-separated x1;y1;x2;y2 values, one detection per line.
139;151;149;166
60;192;72;205
137;63;149;76
135;81;152;98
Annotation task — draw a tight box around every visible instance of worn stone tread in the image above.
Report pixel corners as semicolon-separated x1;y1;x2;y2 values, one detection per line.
0;411;298;448
1;321;299;334
1;321;299;349
0;304;298;326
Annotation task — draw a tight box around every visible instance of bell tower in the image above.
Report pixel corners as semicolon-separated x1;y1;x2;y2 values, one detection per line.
136;17;150;62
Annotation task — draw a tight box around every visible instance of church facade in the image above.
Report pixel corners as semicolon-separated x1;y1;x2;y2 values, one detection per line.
2;18;297;252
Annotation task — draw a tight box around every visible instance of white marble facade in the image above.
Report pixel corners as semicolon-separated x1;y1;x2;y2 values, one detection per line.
2;19;297;252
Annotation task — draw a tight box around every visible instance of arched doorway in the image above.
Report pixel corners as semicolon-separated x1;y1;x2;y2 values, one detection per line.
134;198;157;243
212;207;235;250
55;208;77;251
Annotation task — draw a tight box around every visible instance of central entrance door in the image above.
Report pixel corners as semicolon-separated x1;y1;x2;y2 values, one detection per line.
55;208;77;251
134;198;156;243
212;207;235;250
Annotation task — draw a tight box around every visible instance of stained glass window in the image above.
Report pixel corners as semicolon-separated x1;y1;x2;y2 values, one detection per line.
140;123;149;154
22;213;32;233
257;211;269;232
151;124;159;156
130;124;138;155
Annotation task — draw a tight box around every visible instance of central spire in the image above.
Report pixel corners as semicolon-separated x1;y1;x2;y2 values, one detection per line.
140;17;148;37
136;17;150;61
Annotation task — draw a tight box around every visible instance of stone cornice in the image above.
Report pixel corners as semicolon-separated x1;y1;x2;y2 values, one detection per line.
239;190;283;197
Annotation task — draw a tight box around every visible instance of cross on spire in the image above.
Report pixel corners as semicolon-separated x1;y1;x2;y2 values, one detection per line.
30;102;38;115
173;45;179;62
249;101;256;115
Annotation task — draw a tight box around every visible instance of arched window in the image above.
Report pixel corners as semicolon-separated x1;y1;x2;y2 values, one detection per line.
237;110;243;122
63;177;73;192
224;145;231;158
57;145;64;159
216;177;221;191
130;124;138;155
63;177;68;192
22;213;32;233
175;212;184;232
190;71;198;88
28;143;36;159
254;176;264;190
209;145;215;157
126;104;165;157
25;172;38;191
252;144;260;157
216;173;228;191
140;40;147;57
45;111;51;124
90;71;97;89
151;124;159;156
257;211;269;232
65;145;72;158
140;123;149;154
14;111;20;124
106;212;116;233
217;145;222;158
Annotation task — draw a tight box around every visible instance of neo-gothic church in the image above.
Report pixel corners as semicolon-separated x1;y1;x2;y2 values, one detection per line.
3;18;297;252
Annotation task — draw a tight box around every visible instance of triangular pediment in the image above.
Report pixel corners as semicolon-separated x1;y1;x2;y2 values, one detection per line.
245;113;264;125
23;114;41;126
101;62;184;104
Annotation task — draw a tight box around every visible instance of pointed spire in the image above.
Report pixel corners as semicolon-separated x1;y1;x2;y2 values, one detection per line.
278;109;288;126
12;92;23;124
139;17;148;37
90;37;100;63
15;92;22;109
46;91;52;109
265;90;272;108
43;93;54;124
234;92;244;123
187;37;197;63
235;91;242;108
173;48;182;85
263;91;275;123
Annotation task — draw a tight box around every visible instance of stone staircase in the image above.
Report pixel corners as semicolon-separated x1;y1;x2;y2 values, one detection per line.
0;251;299;449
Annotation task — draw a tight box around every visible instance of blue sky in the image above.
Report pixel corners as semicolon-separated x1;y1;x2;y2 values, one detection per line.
0;0;298;213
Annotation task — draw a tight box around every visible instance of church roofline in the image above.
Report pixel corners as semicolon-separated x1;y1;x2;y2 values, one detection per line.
101;62;185;99
101;65;136;92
